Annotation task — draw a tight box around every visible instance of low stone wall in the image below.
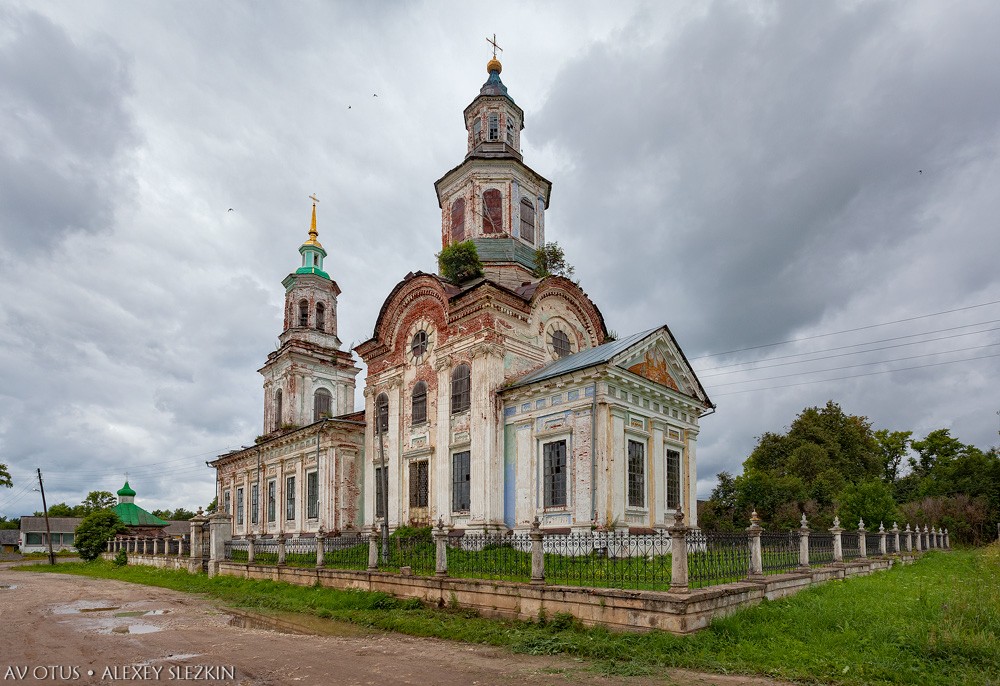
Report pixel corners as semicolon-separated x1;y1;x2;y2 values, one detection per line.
102;553;201;573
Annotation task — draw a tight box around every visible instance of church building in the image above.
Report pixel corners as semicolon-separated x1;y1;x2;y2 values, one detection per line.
210;54;713;539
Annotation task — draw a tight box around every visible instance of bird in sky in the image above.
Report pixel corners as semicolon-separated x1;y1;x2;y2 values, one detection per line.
373;93;378;97
227;208;234;212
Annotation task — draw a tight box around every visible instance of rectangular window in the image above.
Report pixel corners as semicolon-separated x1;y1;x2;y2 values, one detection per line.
62;533;74;545
409;461;429;508
543;440;568;508
472;118;482;140
375;466;386;519
250;483;259;525
452;451;471;512
307;471;319;519
285;476;296;521
488;113;499;141
26;532;42;546
267;480;276;522
506;119;515;145
236;487;245;525
223;489;231;516
666;449;681;509
627;439;645;508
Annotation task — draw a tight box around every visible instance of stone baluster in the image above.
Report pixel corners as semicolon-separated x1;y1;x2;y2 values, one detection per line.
878;522;887;557
434;517;448;577
747;510;764;580
831;516;844;563
316;528;326;568
669;508;689;591
857;519;867;559
530;517;545;585
798;513;810;571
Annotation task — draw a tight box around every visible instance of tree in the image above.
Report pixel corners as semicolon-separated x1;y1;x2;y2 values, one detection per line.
874;429;912;484
837;480;898;530
533;242;575;280
0;516;19;530
38;503;79;517
80;491;117;515
74;510;126;562
437;240;483;283
205;496;218;514
0;462;11;489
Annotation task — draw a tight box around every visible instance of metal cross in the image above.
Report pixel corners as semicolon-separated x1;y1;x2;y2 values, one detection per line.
309;194;320;204
486;34;502;59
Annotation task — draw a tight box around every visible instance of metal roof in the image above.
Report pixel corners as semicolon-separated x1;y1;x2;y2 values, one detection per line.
506;328;660;390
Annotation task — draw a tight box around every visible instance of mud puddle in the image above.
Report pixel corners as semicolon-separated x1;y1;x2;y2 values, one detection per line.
227;609;373;637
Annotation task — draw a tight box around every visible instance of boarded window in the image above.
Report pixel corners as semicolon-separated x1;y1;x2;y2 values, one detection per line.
452;451;471;511
451;364;471;414
409;460;429;508
316;302;325;331
274;389;283;431
285;476;296;520
519;198;535;244
314;388;332;420
482;189;502;234
488;113;499;141
298;300;309;327
666;449;681;509
450;198;466;243
552;330;571;359
236;487;245;525
223;489;232;516
506;118;515;145
251;483;259;524
543;440;567;508
411;381;428;425
375;466;386;518
307;471;319;519
267;480;276;522
376;393;389;433
627;440;645;508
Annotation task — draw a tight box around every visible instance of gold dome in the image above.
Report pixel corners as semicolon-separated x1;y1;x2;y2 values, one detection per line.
487;57;502;74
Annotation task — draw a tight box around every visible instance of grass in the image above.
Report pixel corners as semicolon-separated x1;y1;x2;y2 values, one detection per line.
19;545;1000;685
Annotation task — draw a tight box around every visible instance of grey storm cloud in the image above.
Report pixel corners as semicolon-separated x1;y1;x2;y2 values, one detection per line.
0;7;139;258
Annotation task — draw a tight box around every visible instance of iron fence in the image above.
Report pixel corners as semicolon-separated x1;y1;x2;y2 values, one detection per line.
865;533;882;556
285;538;318;566
226;539;248;562
254;538;280;564
385;533;436;574
809;532;834;565
448;531;533;581
322;534;371;571
688;531;750;589
842;532;860;560
543;530;673;590
760;531;800;574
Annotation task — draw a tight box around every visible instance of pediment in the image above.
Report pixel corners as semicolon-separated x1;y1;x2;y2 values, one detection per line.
612;328;709;404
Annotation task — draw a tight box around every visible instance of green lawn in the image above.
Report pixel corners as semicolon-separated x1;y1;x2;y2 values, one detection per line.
18;545;1000;685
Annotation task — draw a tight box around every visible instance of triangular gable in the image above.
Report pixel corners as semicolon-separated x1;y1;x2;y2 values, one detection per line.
611;326;711;405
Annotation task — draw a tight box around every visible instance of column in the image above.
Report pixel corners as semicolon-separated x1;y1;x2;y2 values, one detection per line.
669;508;689;592
798;513;810;571
831;517;844;563
685;429;699;529
316;528;326;568
857;519;867;559
878;522;887;556
892;522;900;555
530;517;545;585
434;517;448;577
747;510;764;580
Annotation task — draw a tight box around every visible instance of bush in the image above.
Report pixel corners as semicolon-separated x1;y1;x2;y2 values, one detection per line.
113;550;128;567
438;240;483;283
74;510;127;562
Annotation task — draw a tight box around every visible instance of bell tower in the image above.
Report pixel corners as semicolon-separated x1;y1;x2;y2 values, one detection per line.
434;49;553;288
259;197;360;434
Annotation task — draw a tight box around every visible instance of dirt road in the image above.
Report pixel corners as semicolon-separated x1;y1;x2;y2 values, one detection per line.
0;568;787;686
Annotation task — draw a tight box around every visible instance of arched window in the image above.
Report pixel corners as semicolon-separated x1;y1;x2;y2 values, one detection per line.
519;198;535;244
450;198;466;243
482;189;502;234
313;388;332;421
552;330;571;359
411;330;428;358
376;393;389;434
274;389;283;431
411;381;428;425
451;364;471;414
315;302;326;331
298;300;309;327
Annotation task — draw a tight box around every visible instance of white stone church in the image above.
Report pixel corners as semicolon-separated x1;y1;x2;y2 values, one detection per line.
209;56;714;539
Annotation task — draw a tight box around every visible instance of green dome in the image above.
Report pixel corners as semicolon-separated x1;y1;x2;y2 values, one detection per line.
117;481;136;497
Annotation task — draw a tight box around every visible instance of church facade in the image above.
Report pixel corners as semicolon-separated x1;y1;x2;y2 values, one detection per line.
210;56;713;539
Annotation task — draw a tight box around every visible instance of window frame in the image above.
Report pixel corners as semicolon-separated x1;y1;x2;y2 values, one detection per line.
376;392;389;433
374;466;386;519
451;364;471;414
298;300;309;327
315;302;325;331
236;487;245;526
409;460;429;509
488;112;499;141
307;471;319;519
452;450;471;512
285;475;296;521
519;198;535;244
506;118;515;146
250;482;259;525
267;479;276;523
223;489;232;516
542;439;568;509
666;448;682;510
411;380;428;425
274;389;283;431
627;438;646;509
481;189;502;234
450;198;466;243
552;330;571;359
314;387;333;421
411;330;428;358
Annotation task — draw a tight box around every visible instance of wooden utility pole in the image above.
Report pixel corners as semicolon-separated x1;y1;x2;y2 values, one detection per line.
36;468;55;566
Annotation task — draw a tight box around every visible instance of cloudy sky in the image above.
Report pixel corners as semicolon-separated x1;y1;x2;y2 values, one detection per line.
2;1;999;518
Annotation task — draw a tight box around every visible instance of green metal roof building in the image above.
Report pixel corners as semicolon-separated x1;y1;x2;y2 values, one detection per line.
113;481;168;528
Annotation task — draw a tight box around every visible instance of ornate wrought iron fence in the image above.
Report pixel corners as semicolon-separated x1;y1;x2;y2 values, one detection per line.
842;532;860;560
865;533;882;556
254;538;280;564
448;531;533;581
688;531;750;588
322;534;370;570
542;530;673;590
809;532;834;565
226;538;248;562
760;531;799;574
285;538;317;566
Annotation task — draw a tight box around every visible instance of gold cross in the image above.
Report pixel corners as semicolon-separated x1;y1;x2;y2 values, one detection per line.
487;34;502;59
309;194;320;204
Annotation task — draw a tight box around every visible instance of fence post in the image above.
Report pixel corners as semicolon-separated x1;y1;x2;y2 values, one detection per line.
944;528;950;549
905;524;912;552
892;522;900;555
434;517;448;577
922;525;929;550
669;508;689;592
747;510;764;580
857;519;867;559
798;513;810;571
831;516;844;563
368;531;378;571
277;536;287;565
530;517;545;585
207;513;232;578
879;522;887;557
316;528;325;569
247;534;256;565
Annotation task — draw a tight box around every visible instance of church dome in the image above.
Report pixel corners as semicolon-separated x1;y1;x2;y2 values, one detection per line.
487;57;502;74
117;481;136;497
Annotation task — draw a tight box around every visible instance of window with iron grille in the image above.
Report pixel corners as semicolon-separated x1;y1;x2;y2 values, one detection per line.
307;471;319;519
411;331;428;357
316;302;325;331
482;189;503;234
274;389;283;431
375;466;386;518
519;198;535;244
666;449;681;509
376;393;389;433
552;330;571;359
543;440;567;508
450;198;465;242
451;364;471;414
314;388;332;421
236;487;244;525
452;451;471;511
488;113;499;141
223;489;231;516
285;475;296;521
627;439;645;508
411;381;427;424
267;480;276;522
298;300;309;327
250;483;259;525
409;461;429;508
